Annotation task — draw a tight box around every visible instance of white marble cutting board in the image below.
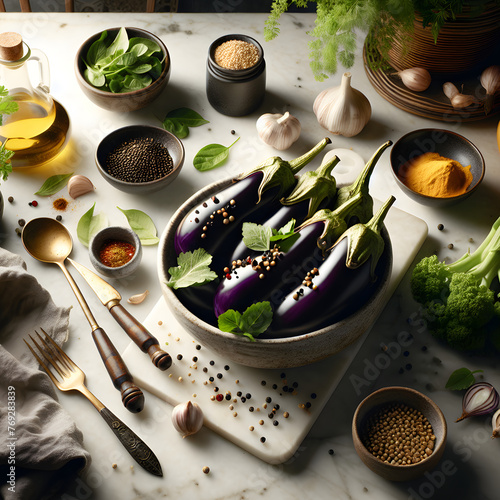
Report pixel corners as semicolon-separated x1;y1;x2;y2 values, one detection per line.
122;202;428;464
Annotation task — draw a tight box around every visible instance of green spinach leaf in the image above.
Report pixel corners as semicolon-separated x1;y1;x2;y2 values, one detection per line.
117;207;159;245
34;173;73;196
193;137;239;172
161;107;209;139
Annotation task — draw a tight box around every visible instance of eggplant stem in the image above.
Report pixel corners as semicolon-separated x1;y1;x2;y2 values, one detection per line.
288;137;331;174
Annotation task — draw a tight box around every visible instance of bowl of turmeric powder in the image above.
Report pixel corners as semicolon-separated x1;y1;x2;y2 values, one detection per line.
390;129;485;206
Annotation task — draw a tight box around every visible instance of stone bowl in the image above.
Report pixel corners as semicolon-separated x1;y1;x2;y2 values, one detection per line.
75;26;170;112
390;128;484;207
95;125;184;194
352;386;447;482
89;226;142;279
157;176;393;369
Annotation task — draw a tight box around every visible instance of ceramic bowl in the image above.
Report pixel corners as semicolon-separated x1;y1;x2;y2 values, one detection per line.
75;27;171;112
390;129;484;207
157;177;393;369
352;386;447;482
89;226;142;279
95;125;184;194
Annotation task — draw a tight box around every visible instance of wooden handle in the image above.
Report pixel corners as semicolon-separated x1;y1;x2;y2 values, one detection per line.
92;327;145;413
99;407;162;477
109;304;172;371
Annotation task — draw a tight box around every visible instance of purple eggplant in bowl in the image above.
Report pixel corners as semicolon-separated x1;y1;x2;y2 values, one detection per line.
158;177;393;369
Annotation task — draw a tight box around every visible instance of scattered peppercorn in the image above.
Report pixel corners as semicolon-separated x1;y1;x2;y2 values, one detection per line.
202;466;210;474
18;219;25;227
215;394;223;402
196;344;201;350
177;354;183;360
437;224;444;231
56;215;62;221
31;200;38;207
328;449;334;456
224;365;230;371
7;196;13;203
260;436;266;443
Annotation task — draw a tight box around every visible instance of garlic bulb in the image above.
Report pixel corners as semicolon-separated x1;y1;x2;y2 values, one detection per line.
256;111;301;150
395;68;431;92
480;65;500;115
442;82;480;109
68;175;94;199
172;400;204;438
313;72;371;137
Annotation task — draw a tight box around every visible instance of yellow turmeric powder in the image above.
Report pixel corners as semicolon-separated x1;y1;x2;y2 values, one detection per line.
398;152;473;198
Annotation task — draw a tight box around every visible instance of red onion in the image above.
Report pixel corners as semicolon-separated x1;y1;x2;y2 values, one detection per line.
456;382;499;422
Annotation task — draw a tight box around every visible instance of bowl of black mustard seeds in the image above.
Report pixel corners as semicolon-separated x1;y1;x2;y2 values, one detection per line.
96;125;184;194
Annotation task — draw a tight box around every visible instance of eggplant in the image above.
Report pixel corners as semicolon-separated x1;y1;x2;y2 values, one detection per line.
333;140;392;224
266;196;395;338
173;138;331;272
227;153;340;264
213;192;365;318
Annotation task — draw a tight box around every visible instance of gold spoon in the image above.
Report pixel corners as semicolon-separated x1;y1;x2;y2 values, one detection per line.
21;217;145;413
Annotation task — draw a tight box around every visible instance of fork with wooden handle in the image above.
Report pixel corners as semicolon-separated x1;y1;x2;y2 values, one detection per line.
24;329;163;477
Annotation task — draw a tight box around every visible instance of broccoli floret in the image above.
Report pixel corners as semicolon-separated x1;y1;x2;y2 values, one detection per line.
410;216;500;351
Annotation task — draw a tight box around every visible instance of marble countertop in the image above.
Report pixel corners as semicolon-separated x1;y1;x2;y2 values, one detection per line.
1;12;499;500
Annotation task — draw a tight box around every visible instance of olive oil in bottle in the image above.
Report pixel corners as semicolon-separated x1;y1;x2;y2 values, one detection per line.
0;32;70;168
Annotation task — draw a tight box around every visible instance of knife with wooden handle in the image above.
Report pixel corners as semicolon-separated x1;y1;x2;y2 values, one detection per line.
68;258;172;371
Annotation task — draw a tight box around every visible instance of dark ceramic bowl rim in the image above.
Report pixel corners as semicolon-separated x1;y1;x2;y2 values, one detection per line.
75;26;170;97
95;125;185;188
352;386;447;470
90;225;142;271
158;176;393;347
208;33;264;76
390;128;485;202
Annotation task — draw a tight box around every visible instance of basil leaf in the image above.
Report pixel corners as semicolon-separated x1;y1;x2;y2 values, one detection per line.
217;302;272;342
34;173;73;196
162;107;209;139
117;207;159;245
77;203;108;247
242;222;272;251
167;248;217;289
193;137;239;172
445;367;483;391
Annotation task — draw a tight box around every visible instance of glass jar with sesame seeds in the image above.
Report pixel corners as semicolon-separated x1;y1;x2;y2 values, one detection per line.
206;34;266;116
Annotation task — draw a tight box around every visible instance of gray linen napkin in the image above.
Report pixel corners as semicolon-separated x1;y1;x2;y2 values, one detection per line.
0;247;91;500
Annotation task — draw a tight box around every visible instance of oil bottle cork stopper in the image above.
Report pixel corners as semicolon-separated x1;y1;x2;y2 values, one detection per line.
0;32;24;61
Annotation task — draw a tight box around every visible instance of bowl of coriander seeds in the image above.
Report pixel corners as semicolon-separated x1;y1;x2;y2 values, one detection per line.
95;125;184;194
352;386;447;481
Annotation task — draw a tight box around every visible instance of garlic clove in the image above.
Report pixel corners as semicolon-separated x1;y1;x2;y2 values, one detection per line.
68;174;94;199
172;400;204;438
396;68;431;92
313;72;371;138
450;93;480;109
256;111;301;150
127;290;149;304
480;65;500;115
492;408;500;438
442;82;459;100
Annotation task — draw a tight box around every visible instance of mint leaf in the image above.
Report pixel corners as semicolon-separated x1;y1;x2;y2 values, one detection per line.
242;222;272;251
445;367;483;391
217;302;273;341
35;173;73;196
162;107;209;139
167;248;217;289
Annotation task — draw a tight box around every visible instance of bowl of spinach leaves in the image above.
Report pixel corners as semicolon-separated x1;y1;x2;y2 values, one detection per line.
75;27;170;112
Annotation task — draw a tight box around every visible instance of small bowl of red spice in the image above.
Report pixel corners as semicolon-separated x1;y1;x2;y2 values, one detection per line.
390;129;485;207
89;226;142;279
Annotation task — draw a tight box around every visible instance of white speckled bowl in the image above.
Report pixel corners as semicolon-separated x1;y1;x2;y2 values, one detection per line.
90;226;142;279
158;177;392;369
